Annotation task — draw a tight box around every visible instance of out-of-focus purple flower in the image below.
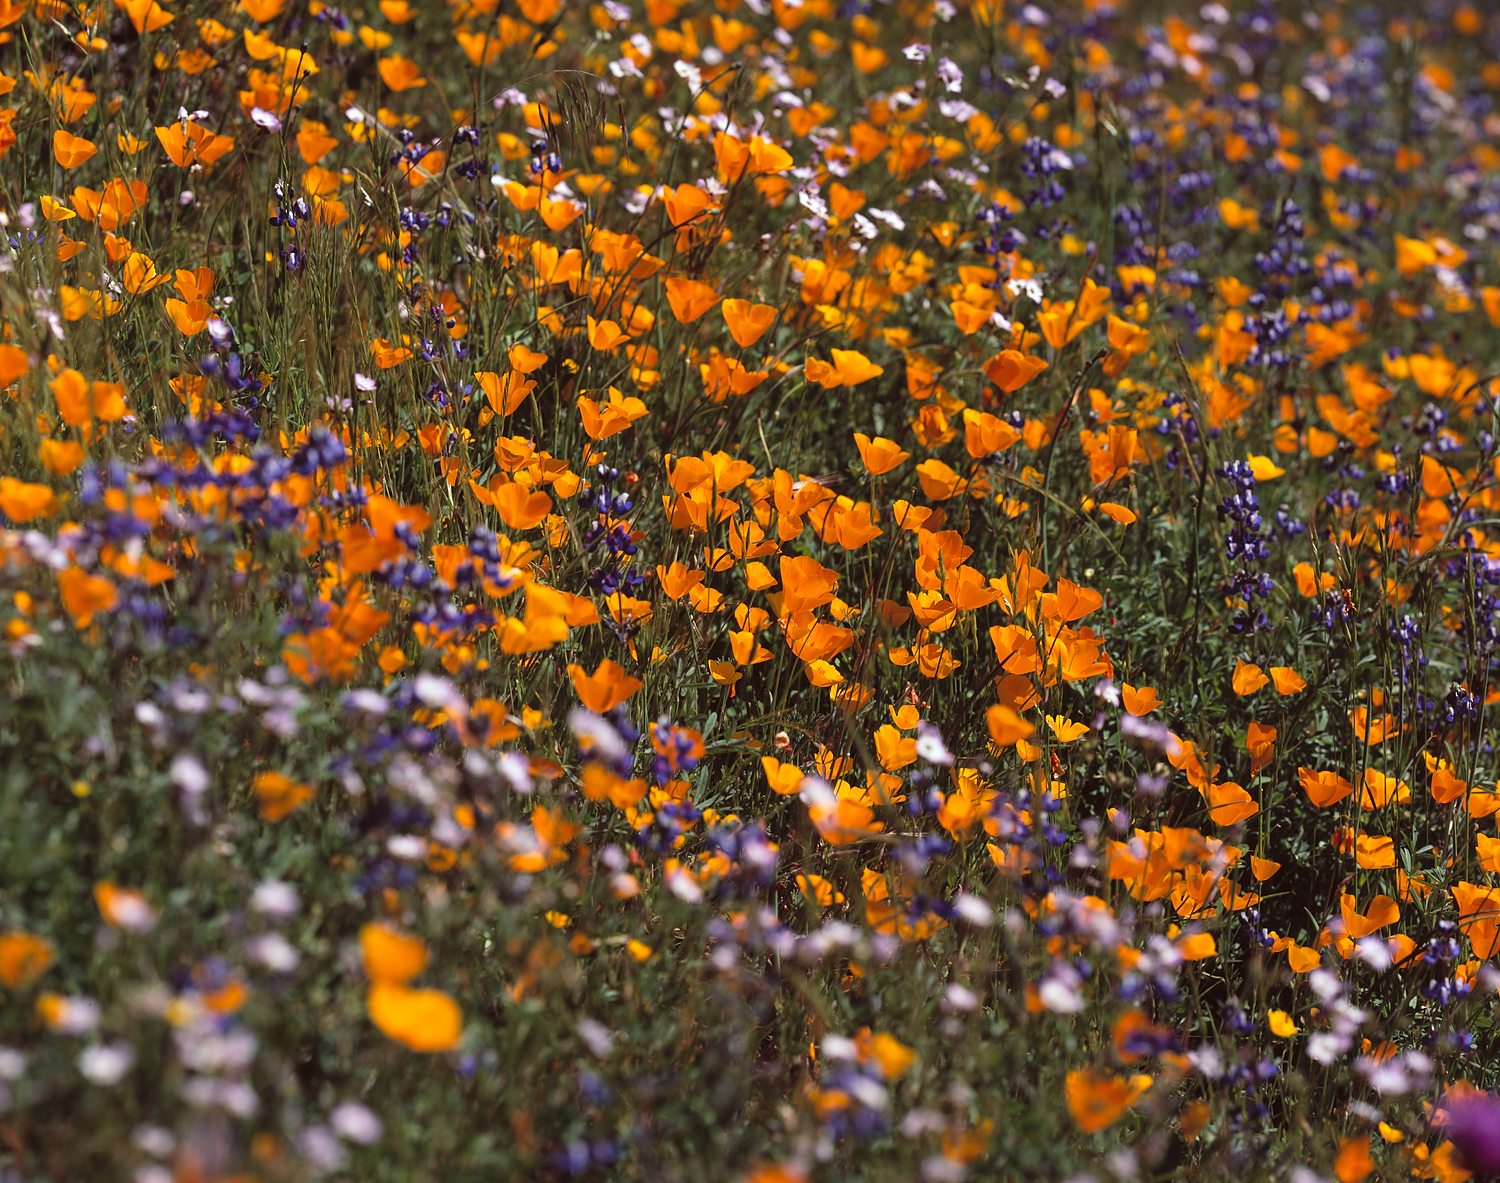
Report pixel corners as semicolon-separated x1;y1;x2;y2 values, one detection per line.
1439;1090;1500;1176
1119;712;1182;759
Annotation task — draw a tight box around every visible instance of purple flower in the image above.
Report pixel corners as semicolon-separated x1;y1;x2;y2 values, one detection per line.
1441;1090;1500;1176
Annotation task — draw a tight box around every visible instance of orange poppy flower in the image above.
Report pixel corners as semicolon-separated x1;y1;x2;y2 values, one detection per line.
1339;893;1399;938
664;276;720;323
1230;659;1268;695
1270;666;1307;694
586;316;629;352
578;387;647;438
0;477;57;522
0;932;54;987
378;53;426;90
568;658;642;714
660;182;717;227
52;128;96;168
38;439;85;476
508;343;548;373
476;370;534;417
806;349;883;389
253;771;314;821
982;349;1048;392
57;566;117;626
1454;881;1500;957
155;119;235;167
123;0;173;32
361;924;427;984
489;481;551;530
122;252;173;294
1066;1068;1149;1133
1121;684;1159;716
721;298;777;347
1299;767;1355;808
853;433;909;475
367;982;462;1051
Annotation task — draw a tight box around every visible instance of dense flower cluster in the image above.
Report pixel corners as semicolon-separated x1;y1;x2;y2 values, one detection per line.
3;0;1500;1180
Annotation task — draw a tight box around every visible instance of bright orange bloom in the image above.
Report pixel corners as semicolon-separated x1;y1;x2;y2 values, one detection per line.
367;983;462;1051
53;369;126;426
123;0;173;32
1230;659;1269;695
778;555;839;614
122;252;173;294
477;370;535;417
721;299;777;347
578;387;648;439
0;932;53;987
0;477;57;522
660;182;717;227
378;54;426;90
1270;666;1307;694
568;658;642;714
982;350;1048;392
853;433;909;475
664;276;721;323
986;704;1035;747
57;566;117;626
1334;1136;1373;1183
489;481;551;530
1066;1069;1149;1133
52;128;96;168
1340;893;1398;938
253;770;315;821
361;924;428;984
1299;767;1355;808
806;349;883;389
38;439;85;476
761;757;803;795
155;120;235;167
1454;881;1500;958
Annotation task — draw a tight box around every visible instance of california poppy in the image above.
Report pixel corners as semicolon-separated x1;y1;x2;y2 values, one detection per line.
476;370;534;417
1230;659;1269;695
57;566;117;626
568;658;642;714
578;387;647;439
0;477;57;522
1299;767;1355;808
489;481;551;530
367;982;462;1052
52;129;96;168
1065;1068;1149;1133
721;298;777;347
1269;666;1307;694
853;433;909;475
660;182;717;227
1121;684;1159;716
1339;892;1399;938
983;350;1048;392
0;932;54;987
1454;881;1500;958
378;54;426;90
806;349;883;389
361;924;428;984
253;771;314;821
664;276;720;323
155;120;235;167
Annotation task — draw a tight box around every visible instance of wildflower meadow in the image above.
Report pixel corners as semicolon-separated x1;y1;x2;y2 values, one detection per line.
7;0;1500;1177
